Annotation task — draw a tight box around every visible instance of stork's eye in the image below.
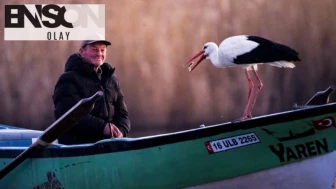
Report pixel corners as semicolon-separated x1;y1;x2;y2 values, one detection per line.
203;46;208;50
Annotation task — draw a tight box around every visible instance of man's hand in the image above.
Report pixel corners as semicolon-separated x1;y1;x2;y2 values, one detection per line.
104;123;123;138
111;124;123;138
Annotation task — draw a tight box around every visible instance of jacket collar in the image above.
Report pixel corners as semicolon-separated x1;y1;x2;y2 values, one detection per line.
64;53;115;80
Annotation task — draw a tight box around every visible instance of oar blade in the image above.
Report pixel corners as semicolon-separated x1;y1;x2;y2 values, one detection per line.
0;91;103;180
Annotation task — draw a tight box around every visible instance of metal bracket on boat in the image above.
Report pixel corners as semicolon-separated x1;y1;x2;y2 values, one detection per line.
199;124;206;128
293;85;335;110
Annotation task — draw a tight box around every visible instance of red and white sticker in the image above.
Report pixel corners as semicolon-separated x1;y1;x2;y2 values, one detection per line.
312;116;336;130
205;132;260;154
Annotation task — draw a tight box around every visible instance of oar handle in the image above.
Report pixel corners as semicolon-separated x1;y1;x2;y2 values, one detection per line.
39;91;104;144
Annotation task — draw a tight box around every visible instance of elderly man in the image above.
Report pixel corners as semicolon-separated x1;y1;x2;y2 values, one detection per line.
53;37;131;145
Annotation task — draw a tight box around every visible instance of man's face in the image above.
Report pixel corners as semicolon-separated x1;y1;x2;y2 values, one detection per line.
79;42;107;67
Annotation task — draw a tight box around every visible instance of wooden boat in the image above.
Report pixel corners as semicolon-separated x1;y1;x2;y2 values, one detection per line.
1;87;336;189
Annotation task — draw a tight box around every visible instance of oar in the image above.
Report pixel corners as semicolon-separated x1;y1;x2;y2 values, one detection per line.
0;91;104;180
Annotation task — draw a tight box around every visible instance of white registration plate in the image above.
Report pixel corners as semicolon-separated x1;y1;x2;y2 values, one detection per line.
205;132;260;154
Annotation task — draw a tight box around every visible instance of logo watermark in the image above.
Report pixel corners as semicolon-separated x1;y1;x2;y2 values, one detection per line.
4;4;106;41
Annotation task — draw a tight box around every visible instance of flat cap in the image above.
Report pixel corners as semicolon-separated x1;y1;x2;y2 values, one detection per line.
81;32;111;48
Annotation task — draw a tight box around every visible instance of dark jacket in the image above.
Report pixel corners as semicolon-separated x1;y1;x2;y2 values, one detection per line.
53;53;131;145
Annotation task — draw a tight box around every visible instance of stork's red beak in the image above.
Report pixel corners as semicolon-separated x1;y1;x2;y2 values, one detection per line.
185;50;206;72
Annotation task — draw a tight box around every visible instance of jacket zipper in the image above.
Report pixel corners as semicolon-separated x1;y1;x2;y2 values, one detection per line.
100;85;110;120
95;72;111;121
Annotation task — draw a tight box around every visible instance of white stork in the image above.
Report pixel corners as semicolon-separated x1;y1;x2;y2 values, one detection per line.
185;35;301;121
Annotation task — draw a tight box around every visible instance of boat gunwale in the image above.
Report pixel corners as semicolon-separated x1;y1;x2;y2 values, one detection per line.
0;102;335;158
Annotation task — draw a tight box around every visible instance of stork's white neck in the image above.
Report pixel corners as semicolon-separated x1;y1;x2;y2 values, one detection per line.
208;46;221;68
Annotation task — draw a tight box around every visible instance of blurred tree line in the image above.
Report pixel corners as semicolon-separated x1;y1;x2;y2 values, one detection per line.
0;0;335;137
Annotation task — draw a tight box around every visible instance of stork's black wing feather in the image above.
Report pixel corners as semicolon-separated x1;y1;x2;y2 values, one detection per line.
233;36;301;64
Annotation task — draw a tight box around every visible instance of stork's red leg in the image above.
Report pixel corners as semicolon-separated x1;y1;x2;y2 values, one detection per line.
247;68;264;117
237;69;254;121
